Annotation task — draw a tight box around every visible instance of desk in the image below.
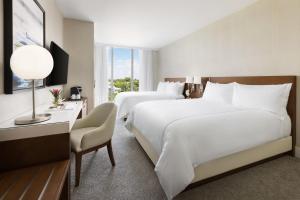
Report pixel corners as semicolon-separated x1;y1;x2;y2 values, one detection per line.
0;101;84;199
0;101;83;141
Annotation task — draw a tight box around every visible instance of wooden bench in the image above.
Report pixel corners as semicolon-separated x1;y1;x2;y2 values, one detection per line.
0;160;70;200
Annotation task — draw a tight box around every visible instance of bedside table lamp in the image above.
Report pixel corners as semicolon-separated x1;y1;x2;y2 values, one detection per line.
185;76;193;84
185;76;194;98
193;76;203;92
10;45;54;125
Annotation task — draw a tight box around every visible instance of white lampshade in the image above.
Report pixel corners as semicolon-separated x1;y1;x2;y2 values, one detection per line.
10;45;54;80
185;76;194;83
193;76;202;84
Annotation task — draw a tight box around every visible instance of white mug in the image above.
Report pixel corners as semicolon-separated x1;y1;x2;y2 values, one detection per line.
76;94;81;99
71;94;76;99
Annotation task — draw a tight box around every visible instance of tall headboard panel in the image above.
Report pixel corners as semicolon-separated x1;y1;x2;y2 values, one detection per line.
209;76;296;155
164;77;186;82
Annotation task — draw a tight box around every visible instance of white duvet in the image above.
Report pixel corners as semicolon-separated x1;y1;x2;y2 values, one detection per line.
126;99;291;199
114;91;184;118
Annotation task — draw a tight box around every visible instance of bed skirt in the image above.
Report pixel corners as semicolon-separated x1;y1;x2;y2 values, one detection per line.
130;126;292;184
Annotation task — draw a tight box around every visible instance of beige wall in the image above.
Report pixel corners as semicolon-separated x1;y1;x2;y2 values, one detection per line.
158;0;300;147
63;19;94;112
0;0;64;122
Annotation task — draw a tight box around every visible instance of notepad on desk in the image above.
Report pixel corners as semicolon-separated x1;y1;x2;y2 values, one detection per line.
48;104;74;111
64;104;75;110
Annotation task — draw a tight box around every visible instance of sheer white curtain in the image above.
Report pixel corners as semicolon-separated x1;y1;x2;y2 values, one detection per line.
94;45;110;106
139;49;154;91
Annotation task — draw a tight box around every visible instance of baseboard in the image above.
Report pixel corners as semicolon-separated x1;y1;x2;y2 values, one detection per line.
295;146;300;158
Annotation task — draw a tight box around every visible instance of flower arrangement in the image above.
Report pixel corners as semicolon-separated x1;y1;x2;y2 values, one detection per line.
50;88;63;107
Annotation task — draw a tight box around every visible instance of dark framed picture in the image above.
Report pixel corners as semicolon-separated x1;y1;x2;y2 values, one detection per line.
4;0;46;94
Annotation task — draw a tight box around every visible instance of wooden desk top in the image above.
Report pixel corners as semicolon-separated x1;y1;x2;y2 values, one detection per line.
0;160;69;200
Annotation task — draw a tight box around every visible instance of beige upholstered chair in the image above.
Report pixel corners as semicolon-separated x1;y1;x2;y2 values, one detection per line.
71;102;117;186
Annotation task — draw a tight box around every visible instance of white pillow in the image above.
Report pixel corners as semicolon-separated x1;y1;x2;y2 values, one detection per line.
175;82;185;96
165;82;184;96
202;82;234;104
157;82;168;93
232;83;292;116
165;82;176;95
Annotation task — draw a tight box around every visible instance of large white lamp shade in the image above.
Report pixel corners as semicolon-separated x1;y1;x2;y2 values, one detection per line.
10;45;53;80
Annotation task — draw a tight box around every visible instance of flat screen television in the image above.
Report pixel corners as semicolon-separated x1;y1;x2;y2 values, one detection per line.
46;42;69;86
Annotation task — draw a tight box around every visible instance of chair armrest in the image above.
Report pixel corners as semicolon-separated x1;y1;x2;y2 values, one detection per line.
80;125;112;150
72;118;88;130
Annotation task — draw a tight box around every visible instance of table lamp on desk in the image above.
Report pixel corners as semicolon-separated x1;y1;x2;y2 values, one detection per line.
10;45;54;125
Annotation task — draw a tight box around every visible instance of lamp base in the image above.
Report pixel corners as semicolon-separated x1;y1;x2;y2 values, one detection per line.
15;113;51;125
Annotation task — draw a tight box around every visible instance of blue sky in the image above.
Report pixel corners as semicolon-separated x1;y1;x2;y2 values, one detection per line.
107;48;140;79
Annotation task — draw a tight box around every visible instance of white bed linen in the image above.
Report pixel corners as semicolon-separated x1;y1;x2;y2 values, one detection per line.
114;91;184;118
126;99;291;199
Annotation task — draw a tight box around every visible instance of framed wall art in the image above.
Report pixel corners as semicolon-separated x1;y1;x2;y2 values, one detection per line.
4;0;45;94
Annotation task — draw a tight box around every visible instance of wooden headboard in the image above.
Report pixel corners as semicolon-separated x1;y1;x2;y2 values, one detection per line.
165;76;296;154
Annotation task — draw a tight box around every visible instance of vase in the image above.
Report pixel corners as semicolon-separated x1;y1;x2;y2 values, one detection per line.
53;97;60;107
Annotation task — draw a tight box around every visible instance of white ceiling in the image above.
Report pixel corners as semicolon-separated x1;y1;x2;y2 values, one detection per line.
56;0;257;49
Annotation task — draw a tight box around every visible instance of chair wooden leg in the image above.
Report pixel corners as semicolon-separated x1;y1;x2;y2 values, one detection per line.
107;140;115;166
75;152;82;187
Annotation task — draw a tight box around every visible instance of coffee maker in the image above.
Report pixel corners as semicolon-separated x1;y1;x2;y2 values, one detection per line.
70;86;82;100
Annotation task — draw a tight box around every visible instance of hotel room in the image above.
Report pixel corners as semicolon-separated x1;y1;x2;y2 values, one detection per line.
0;0;300;199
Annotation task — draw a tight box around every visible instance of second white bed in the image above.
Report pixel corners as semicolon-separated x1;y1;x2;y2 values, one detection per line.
126;99;291;199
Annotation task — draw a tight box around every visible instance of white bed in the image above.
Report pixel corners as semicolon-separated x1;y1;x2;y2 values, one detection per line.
126;98;291;199
114;82;185;118
125;76;297;199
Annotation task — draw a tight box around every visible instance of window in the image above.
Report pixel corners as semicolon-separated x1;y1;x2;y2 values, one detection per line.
108;47;140;101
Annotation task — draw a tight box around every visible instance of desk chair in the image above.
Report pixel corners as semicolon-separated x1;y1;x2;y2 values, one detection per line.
70;102;117;186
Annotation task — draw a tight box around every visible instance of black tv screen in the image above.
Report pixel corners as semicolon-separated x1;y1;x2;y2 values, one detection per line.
46;42;69;86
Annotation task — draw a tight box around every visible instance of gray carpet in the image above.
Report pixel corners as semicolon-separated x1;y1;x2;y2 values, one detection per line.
71;121;300;200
